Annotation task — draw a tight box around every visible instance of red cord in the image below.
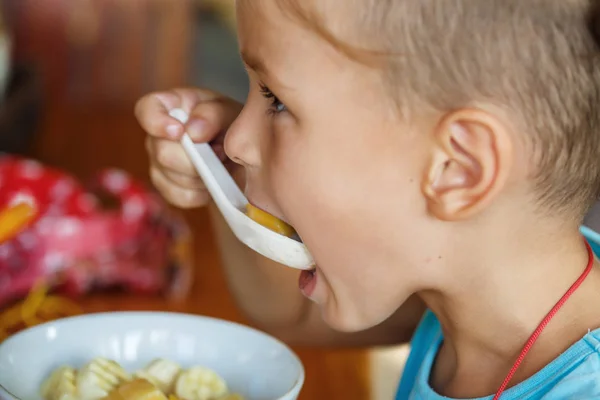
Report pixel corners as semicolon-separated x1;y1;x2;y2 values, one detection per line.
493;241;594;399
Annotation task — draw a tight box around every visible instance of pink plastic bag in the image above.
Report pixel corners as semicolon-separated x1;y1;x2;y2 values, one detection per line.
0;155;192;309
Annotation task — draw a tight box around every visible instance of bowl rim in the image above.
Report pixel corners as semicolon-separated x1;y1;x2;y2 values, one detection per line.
0;311;305;400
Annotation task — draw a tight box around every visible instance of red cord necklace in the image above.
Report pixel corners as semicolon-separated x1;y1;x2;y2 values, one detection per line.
493;241;595;399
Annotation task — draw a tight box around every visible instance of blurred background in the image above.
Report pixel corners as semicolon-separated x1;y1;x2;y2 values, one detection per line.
0;1;409;399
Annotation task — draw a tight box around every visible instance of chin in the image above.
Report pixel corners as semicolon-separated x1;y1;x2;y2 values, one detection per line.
320;305;380;333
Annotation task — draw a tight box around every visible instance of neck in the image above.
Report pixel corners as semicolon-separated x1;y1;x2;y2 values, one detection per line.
420;223;600;398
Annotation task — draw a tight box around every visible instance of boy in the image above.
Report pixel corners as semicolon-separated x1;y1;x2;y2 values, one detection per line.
136;1;600;398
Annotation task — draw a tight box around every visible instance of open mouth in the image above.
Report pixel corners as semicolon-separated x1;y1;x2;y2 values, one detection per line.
299;268;317;296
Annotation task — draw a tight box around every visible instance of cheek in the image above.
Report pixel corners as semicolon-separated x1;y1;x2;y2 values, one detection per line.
265;122;428;328
274;157;418;328
269;132;422;266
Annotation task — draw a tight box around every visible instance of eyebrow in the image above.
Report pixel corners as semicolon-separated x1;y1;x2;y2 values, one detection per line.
240;50;269;75
240;50;292;91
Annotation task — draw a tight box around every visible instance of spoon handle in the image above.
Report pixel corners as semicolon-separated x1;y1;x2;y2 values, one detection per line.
169;109;247;211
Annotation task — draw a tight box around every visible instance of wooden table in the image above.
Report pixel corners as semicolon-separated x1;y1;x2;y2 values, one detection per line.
6;1;372;397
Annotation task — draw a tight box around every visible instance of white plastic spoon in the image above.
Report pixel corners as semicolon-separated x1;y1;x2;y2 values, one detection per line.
169;108;314;270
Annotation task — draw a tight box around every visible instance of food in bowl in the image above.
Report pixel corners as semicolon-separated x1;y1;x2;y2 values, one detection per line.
103;379;167;400
41;357;243;400
245;204;296;238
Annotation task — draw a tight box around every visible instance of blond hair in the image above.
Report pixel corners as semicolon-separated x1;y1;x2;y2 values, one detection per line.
268;0;600;216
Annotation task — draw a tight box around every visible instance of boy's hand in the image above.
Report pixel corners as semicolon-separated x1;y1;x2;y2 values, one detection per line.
135;88;243;208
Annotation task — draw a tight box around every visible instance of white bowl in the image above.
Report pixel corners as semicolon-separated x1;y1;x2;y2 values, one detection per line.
0;312;304;400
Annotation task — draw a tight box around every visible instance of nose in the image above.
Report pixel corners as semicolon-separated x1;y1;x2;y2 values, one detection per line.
225;98;263;169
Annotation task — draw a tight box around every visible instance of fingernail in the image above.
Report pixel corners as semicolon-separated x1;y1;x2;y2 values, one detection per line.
166;124;181;139
187;120;207;142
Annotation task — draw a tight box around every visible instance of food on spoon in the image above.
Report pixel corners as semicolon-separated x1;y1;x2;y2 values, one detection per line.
76;358;131;400
174;367;228;400
103;379;167;400
245;204;296;238
134;359;181;394
40;366;78;400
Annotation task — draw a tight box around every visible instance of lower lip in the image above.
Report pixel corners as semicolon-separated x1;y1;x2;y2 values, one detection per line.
299;269;317;297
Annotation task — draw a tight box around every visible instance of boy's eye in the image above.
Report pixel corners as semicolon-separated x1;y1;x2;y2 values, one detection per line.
259;83;287;115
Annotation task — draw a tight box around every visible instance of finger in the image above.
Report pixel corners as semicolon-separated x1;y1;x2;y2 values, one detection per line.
146;129;227;177
135;88;225;140
150;166;209;209
185;98;243;143
135;91;184;139
168;87;226;103
150;160;206;190
146;137;197;175
154;88;204;115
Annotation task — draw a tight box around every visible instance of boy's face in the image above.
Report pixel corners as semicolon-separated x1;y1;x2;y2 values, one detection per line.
226;1;435;331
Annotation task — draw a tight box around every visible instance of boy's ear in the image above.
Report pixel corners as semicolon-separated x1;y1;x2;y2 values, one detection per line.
422;109;513;221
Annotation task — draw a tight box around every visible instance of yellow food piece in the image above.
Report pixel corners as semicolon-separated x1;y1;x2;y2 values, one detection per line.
40;366;77;400
39;295;85;318
21;281;49;327
103;379;167;400
170;394;243;400
0;302;23;328
40;360;247;400
175;367;228;400
76;358;131;400
0;280;83;343
0;205;81;344
245;204;296;238
0;202;37;243
134;359;181;394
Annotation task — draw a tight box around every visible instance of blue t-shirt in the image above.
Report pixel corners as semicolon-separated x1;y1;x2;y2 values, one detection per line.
396;311;600;399
397;228;600;400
